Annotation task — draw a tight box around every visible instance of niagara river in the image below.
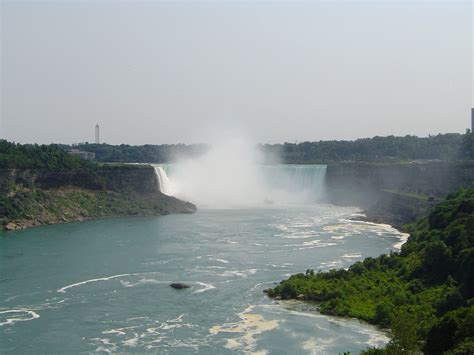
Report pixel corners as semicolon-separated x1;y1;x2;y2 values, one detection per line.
0;165;407;354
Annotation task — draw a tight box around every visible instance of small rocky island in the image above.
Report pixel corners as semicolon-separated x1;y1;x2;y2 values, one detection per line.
170;283;190;290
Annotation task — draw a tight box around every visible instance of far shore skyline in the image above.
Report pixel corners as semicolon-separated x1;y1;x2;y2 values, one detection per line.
2;0;473;145
20;128;474;147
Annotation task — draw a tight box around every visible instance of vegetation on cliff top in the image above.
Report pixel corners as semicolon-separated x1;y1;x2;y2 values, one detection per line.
59;132;474;164
0;141;196;229
0;188;184;228
60;142;209;163
268;186;474;354
4;132;474;165
0;140;97;171
262;132;474;163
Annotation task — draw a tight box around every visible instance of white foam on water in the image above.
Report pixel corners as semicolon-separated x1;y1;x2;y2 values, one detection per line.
57;272;169;293
342;253;363;259
301;239;321;246
91;337;118;353
209;305;279;354
217;269;257;278
209;258;230;264
356;327;391;348
103;329;127;336
120;278;168;288
302;337;335;354
393;232;410;250
57;274;132;293
262;302;390;348
167;314;184;322
295;242;337;251
320;260;343;269
0;309;40;326
193;282;216;294
350;212;367;218
123;333;139;347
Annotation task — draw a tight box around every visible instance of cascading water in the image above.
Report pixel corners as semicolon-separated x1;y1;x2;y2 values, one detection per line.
260;164;327;203
154;163;326;208
153;165;173;195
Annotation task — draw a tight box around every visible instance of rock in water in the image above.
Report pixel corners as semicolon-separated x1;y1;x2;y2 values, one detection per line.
170;283;190;290
5;223;17;231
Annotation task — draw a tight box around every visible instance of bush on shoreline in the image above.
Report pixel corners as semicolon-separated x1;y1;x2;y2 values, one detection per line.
268;186;474;354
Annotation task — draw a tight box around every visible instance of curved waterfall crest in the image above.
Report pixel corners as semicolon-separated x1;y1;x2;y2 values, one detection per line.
153;163;326;208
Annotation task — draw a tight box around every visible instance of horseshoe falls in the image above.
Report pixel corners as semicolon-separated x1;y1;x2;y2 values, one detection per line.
1;160;408;354
154;164;327;208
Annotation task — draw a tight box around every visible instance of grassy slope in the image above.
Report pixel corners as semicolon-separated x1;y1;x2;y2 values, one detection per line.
0;141;196;229
268;187;474;354
0;187;191;229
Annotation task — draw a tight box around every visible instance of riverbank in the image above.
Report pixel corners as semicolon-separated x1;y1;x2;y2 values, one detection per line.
0;165;196;231
347;190;440;231
325;161;474;229
1;187;196;231
267;186;474;354
0;202;399;353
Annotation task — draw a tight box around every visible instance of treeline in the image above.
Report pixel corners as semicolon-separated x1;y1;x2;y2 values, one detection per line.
261;132;474;163
3;132;474;167
268;186;474;354
60;133;474;163
58;143;209;163
0;140;96;171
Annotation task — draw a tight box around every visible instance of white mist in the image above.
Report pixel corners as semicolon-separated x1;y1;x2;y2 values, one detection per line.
154;138;326;209
166;139;267;208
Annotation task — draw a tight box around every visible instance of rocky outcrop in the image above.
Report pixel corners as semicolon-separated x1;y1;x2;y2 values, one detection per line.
361;190;440;229
0;165;159;194
170;283;190;289
0;165;196;231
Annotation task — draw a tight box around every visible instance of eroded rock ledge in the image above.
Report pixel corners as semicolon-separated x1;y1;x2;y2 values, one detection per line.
0;165;196;231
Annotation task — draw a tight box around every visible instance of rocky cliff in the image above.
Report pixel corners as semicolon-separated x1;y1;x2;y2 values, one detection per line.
0;164;159;193
325;161;474;227
0;165;196;230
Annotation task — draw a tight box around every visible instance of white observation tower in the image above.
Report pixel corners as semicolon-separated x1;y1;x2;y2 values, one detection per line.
95;124;100;144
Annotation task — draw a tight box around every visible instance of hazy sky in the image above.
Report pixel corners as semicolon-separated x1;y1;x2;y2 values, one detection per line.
1;0;473;145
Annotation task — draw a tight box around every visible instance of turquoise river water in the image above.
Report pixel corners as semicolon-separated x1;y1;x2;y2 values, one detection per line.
0;202;407;354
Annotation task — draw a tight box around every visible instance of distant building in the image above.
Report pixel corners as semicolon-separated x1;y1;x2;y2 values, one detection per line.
472;108;474;132
95;124;100;144
67;149;95;161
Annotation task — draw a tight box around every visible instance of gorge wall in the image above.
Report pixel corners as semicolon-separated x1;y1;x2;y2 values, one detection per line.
325;161;474;227
0;165;196;230
0;165;159;194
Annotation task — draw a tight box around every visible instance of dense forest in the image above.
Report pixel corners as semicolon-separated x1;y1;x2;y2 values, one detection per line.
59;143;209;163
262;132;474;163
2;133;474;166
268;186;474;354
0;140;96;171
59;132;474;163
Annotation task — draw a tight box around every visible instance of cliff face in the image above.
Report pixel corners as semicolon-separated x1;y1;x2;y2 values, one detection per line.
100;166;159;193
0;165;196;231
325;161;474;227
0;165;159;193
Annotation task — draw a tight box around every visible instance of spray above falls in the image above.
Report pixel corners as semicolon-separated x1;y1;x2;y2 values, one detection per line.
153;141;326;208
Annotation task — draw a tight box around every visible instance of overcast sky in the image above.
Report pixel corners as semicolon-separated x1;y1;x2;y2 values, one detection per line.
1;0;473;145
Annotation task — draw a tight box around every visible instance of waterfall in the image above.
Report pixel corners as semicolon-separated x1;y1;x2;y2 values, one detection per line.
156;163;326;207
260;164;327;203
153;165;173;195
